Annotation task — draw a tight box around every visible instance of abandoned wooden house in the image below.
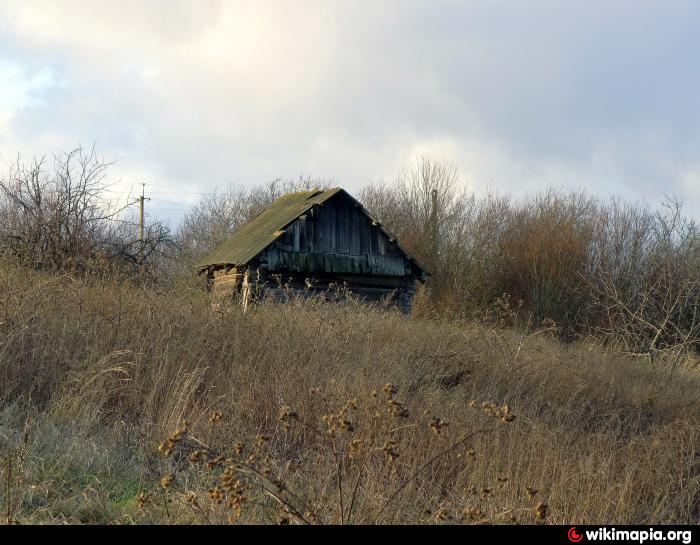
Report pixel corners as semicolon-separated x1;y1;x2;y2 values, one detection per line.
197;188;429;312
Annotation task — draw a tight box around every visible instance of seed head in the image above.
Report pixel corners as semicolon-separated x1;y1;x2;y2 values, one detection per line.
160;473;174;489
382;383;398;397
208;485;225;504
185;490;198;506
136;491;152;508
430;416;449;435
158;441;174;456
387;398;409;418
278;405;299;423
349;439;364;459
188;449;207;465
534;502;548;524
382;441;399;465
205;454;225;470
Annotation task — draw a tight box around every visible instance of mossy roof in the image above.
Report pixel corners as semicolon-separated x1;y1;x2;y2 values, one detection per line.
197;187;428;277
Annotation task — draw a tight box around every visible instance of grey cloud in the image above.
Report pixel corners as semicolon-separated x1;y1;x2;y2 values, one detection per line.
0;0;698;221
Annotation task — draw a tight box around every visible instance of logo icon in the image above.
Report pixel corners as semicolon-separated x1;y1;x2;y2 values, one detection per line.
568;527;584;543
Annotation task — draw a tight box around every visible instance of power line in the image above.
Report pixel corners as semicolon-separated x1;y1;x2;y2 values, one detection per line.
141;183;206;195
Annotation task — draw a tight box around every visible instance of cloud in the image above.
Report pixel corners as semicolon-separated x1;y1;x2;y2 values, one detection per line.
0;0;698;222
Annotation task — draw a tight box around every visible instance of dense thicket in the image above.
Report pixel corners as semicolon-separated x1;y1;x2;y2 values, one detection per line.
176;157;699;356
1;151;697;355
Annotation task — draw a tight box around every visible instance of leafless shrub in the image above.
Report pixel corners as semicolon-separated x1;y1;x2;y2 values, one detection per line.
0;147;172;274
360;156;477;310
586;197;699;357
362;156;699;354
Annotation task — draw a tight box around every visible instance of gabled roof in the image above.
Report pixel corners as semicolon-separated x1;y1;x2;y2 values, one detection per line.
197;187;428;277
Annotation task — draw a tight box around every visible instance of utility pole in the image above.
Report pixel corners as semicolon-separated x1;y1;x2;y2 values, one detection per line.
430;188;439;264
135;183;150;266
430;188;439;303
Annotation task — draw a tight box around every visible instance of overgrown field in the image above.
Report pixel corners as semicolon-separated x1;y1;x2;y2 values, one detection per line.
1;261;698;524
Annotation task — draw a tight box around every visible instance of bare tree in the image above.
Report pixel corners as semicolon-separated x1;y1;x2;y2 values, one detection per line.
361;155;476;308
361;157;699;353
0;146;172;273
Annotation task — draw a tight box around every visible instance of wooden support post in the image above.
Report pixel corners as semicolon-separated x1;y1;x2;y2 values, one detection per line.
241;264;258;312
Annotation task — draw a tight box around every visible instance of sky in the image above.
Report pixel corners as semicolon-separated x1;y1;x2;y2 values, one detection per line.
0;0;698;226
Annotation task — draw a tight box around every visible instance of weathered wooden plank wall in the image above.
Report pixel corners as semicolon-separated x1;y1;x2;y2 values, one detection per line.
262;192;409;276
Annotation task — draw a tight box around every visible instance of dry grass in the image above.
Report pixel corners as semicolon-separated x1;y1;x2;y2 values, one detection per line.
0;258;698;524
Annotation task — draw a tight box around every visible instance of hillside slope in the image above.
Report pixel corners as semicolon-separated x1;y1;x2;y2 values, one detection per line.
0;262;698;524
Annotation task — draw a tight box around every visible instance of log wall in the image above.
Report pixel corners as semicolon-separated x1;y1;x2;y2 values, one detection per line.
209;268;417;314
